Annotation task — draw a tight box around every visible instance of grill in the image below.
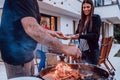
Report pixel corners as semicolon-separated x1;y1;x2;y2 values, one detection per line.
39;62;109;80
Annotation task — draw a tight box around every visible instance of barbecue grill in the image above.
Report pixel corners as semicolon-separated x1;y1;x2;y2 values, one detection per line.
39;62;109;80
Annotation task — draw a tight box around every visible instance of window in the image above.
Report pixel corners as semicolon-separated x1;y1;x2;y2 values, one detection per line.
41;14;57;31
95;0;104;6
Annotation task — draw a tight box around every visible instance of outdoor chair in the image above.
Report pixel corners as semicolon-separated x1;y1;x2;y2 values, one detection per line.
98;36;115;74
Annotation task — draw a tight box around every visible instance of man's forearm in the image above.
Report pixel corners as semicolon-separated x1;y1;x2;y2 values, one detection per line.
21;17;66;54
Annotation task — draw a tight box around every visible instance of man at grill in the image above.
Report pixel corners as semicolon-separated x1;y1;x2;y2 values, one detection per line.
0;0;82;79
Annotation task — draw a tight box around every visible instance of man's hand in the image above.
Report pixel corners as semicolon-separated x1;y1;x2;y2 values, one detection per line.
62;45;82;59
47;30;65;38
55;31;65;38
70;34;79;40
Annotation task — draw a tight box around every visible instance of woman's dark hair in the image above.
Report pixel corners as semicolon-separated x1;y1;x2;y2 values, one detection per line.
79;0;94;34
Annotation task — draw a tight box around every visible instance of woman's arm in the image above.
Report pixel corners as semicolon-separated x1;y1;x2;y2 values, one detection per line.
79;14;101;40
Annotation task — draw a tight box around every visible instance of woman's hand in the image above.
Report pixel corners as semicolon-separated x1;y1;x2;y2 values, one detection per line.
71;34;79;40
62;34;79;40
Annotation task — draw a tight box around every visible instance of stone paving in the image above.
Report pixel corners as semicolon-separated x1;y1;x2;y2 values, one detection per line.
0;44;120;80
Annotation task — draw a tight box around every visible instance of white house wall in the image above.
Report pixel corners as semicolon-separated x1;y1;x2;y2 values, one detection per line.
108;24;114;37
60;15;75;44
0;0;4;8
42;0;81;15
104;22;114;37
95;5;120;19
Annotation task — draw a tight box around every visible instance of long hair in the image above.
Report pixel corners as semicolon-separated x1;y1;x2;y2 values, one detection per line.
79;0;94;34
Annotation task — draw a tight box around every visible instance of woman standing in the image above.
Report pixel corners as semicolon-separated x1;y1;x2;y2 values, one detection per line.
71;0;102;65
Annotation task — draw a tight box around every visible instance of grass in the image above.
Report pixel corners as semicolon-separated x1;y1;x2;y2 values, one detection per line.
114;49;120;57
